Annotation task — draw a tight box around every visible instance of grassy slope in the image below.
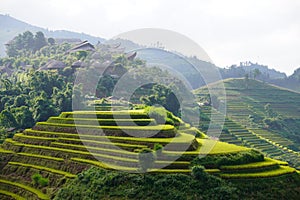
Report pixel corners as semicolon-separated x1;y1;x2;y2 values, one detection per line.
1;107;300;199
194;78;300;169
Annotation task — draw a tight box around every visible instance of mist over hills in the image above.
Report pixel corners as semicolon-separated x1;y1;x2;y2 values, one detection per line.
1;14;299;91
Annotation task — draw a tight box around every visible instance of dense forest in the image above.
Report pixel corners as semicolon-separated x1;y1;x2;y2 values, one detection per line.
0;30;182;142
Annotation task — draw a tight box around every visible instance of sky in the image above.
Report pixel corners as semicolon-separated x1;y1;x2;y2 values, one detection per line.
1;0;300;75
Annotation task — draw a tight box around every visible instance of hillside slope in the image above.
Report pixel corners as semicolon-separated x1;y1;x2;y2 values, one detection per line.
194;78;300;169
0;107;299;199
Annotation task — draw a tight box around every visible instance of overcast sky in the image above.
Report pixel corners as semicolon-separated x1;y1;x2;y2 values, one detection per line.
1;0;300;75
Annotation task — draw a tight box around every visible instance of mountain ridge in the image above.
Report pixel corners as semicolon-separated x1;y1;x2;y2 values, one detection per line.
0;14;105;57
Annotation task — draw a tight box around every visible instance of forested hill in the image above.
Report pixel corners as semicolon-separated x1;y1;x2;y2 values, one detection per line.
0;14;105;57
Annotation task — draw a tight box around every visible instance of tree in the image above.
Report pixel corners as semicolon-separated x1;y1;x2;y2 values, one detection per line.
138;148;155;173
5;31;48;57
13;95;27;107
253;69;261;80
14;106;34;129
244;73;249;89
0;110;17;128
34;31;48;52
96;75;115;98
264;103;278;118
153;143;163;157
32;92;58;122
191;165;208;181
52;85;72;112
22;31;35;51
140;84;180;116
31;173;49;187
72;84;85;110
48;37;55;45
1;79;12;91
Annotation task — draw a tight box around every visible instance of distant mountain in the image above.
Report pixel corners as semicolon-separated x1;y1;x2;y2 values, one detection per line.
267;67;300;92
290;67;300;80
221;61;287;80
1;15;295;91
113;41;288;89
0;14;105;57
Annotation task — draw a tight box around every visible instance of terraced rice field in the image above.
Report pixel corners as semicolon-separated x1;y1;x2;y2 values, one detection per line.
194;78;300;170
0;108;298;199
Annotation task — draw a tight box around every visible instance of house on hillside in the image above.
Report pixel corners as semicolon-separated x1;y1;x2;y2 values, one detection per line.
126;51;137;61
40;60;66;70
71;60;87;68
0;66;13;76
67;41;95;53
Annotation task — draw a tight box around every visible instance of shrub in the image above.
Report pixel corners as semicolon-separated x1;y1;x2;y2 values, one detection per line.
191;165;208;180
146;106;167;124
263;118;283;130
31;173;49;187
165;118;175;125
138;148;156;172
145;106;181;126
32;173;42;186
55;167;239;200
192;150;264;168
38;178;49;187
153;143;163;157
153;143;163;151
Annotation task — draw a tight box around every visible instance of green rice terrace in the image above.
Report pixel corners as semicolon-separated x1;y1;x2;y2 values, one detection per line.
0;106;300;199
194;78;300;170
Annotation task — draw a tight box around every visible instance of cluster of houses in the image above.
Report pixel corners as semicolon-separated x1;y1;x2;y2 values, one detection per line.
38;40;137;77
0;39;137;77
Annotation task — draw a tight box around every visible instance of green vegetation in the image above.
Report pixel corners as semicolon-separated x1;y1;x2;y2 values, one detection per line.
220;166;296;179
194;78;300;169
54;167;238;200
31;173;49;187
9;162;76;178
6;31;48;57
220;158;285;170
0;30;146;142
17;152;64;162
47;117;156;126
138;148;155;172
141;84;180;116
192;150;264;168
1;107;300;199
0;189;26;200
1;32;300;199
0;179;49;200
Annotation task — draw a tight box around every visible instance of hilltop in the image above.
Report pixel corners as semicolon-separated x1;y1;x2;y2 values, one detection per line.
0;14;105;57
194;78;300;169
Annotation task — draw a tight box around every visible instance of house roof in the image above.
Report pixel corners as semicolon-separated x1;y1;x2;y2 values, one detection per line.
0;66;13;75
126;52;137;60
6;127;16;132
71;60;87;68
68;41;95;53
41;60;66;70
